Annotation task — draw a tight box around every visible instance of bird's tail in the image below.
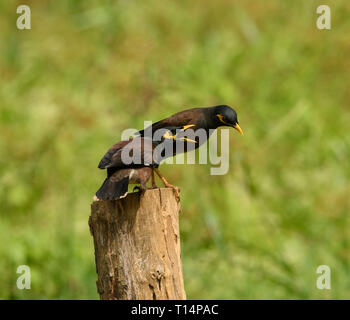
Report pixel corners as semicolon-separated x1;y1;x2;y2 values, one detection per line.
95;176;129;201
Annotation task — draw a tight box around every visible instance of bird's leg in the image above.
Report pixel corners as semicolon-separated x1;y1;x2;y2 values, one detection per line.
140;180;148;191
154;168;180;200
151;169;157;189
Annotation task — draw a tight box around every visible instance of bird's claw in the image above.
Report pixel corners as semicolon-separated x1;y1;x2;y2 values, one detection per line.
153;168;180;201
173;187;180;202
164;183;180;202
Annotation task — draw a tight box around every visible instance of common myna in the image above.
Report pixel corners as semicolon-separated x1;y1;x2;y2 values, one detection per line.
95;105;243;200
136;104;243;158
95;134;179;201
137;105;243;139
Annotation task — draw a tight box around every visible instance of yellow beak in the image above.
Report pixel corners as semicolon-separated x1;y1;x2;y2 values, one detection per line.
233;123;244;135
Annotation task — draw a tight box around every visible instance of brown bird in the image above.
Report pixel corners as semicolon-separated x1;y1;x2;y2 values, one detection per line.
137;105;243;141
95;105;243;201
95;135;179;201
136;105;243;159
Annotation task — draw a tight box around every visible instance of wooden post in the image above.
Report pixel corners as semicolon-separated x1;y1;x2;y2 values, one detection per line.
89;188;186;300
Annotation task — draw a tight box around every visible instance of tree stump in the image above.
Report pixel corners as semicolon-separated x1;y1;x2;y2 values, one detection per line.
89;188;186;300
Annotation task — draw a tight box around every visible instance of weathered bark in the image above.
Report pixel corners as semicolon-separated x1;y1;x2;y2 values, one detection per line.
89;188;186;300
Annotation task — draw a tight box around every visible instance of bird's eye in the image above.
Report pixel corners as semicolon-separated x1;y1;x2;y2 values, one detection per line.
216;114;226;124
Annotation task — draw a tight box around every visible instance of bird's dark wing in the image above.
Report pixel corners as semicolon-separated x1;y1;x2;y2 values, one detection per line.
98;139;131;169
136;108;204;136
98;138;156;169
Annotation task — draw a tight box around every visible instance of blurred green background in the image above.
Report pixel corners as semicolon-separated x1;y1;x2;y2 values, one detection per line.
1;0;349;299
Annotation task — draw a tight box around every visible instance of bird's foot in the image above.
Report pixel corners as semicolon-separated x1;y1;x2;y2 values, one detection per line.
93;195;100;202
150;170;158;189
163;181;180;202
154;168;180;201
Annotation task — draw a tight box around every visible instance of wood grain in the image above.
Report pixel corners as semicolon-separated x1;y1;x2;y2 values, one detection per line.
89;188;186;300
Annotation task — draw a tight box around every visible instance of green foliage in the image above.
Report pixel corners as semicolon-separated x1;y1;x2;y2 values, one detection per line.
1;0;349;299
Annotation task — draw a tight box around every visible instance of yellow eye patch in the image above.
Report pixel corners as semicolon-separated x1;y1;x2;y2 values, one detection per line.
216;114;229;125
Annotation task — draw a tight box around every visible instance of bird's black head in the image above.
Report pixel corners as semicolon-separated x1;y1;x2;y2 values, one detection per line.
211;105;243;134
